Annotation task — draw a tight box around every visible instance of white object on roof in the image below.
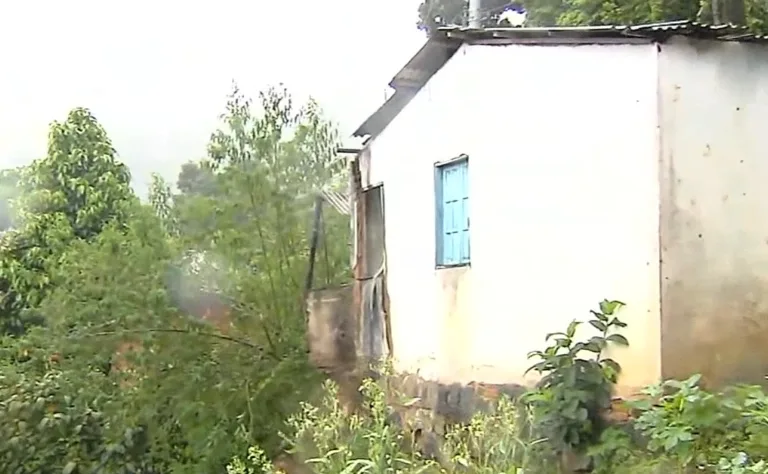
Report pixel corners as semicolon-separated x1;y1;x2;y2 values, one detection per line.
499;7;527;27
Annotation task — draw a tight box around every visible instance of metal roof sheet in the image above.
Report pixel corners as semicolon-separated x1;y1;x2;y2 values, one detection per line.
352;20;768;139
438;20;768;43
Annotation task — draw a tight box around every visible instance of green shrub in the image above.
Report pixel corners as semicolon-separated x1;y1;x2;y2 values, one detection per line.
628;376;768;472
522;299;628;456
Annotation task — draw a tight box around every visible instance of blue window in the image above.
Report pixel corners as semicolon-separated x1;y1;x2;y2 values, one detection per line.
435;156;470;266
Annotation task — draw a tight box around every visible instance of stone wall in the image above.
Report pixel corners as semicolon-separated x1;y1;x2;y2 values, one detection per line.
388;372;525;435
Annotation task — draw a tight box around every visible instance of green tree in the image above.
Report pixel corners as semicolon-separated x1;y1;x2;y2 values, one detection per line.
0;108;137;335
148;172;178;237
157;83;350;467
176;160;217;196
23;108;135;239
0;211;179;474
417;0;761;34
0;167;23;231
0;84;351;473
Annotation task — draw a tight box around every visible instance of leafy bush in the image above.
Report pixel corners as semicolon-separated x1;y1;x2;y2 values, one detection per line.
0;331;163;474
523;299;628;455
626;376;768;472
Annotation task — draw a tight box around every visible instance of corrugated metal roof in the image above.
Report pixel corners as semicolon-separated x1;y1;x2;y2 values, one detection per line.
439;20;768;43
352;20;768;139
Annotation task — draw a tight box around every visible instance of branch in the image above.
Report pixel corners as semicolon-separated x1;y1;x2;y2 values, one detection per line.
69;328;269;354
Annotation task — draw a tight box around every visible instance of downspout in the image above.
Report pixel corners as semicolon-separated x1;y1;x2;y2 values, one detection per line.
655;42;666;384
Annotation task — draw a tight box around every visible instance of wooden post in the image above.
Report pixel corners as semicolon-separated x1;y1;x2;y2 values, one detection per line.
351;156;365;364
303;195;324;305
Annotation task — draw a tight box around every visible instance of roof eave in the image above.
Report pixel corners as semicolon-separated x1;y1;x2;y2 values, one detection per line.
351;20;768;141
352;37;462;139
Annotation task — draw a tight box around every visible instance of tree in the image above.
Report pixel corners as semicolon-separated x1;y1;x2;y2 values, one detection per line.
23;108;135;239
0;108;138;335
416;0;761;35
0;211;179;474
0;85;351;473
148;173;178;237
176;160;217;196
0;167;23;232
155;83;350;467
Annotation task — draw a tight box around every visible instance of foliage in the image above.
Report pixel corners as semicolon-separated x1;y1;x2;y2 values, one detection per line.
22;108;135;239
0;83;350;473
0;167;22;231
0;330;163;474
417;0;513;34
282;378;439;474
148;173;178;237
226;445;275;474
0;211;188;473
443;396;546;472
230;345;768;474
416;0;768;36
174;83;349;324
624;376;768;471
0;108;136;336
232;377;543;474
523;299;628;454
176;160;217;197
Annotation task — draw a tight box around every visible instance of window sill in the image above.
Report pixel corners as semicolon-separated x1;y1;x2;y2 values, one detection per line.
436;262;471;270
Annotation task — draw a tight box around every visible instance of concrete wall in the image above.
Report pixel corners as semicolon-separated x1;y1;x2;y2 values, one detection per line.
659;38;768;387
307;285;357;372
365;42;662;395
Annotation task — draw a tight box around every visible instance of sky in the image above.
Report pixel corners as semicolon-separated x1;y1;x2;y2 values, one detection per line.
0;0;425;197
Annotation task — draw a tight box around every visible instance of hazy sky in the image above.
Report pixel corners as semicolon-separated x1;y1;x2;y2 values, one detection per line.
0;0;425;196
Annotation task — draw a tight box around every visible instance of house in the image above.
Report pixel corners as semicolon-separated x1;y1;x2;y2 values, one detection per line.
325;20;768;402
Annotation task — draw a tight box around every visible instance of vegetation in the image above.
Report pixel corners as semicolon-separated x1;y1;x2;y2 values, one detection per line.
231;302;768;474
0;85;348;473
2;85;768;474
416;0;768;36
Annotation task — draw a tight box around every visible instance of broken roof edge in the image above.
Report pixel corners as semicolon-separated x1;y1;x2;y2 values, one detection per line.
352;20;768;140
352;38;462;138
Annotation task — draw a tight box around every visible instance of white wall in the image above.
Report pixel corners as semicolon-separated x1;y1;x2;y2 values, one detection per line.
658;38;768;387
366;42;662;394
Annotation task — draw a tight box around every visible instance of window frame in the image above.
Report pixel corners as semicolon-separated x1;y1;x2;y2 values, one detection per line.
434;154;470;268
